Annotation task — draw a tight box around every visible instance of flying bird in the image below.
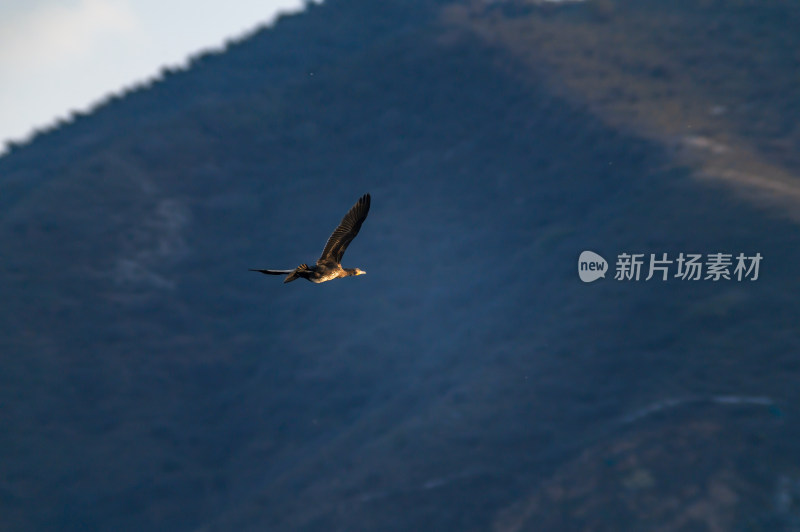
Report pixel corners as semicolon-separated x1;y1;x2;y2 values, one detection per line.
250;193;371;283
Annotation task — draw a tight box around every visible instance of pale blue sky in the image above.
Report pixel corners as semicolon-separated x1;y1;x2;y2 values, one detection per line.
0;0;306;151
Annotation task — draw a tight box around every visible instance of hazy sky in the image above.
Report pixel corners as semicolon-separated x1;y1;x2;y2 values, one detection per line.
0;0;305;150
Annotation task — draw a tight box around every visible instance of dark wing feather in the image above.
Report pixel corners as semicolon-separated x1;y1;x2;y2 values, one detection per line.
318;193;370;264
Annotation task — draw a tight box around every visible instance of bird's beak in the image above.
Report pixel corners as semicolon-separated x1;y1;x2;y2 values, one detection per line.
358;270;367;275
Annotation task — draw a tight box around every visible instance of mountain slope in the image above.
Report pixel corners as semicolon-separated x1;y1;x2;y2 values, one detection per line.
2;1;799;531
449;0;800;216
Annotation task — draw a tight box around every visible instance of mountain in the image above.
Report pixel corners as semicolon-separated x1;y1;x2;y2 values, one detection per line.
2;1;800;530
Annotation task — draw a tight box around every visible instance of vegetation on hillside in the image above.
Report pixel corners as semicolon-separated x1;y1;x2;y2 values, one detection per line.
446;0;800;216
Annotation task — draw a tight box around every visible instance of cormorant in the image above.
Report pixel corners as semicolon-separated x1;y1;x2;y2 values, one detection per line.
250;193;371;283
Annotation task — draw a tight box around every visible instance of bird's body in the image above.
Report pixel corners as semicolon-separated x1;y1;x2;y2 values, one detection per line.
250;194;370;284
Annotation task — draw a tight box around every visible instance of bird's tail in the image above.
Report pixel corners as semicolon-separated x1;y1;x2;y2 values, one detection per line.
250;265;310;283
249;268;294;275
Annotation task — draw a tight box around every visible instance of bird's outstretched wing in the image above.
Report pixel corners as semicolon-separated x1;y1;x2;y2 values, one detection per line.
318;193;370;264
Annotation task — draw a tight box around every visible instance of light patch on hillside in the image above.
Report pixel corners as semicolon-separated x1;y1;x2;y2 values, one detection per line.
113;199;191;291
